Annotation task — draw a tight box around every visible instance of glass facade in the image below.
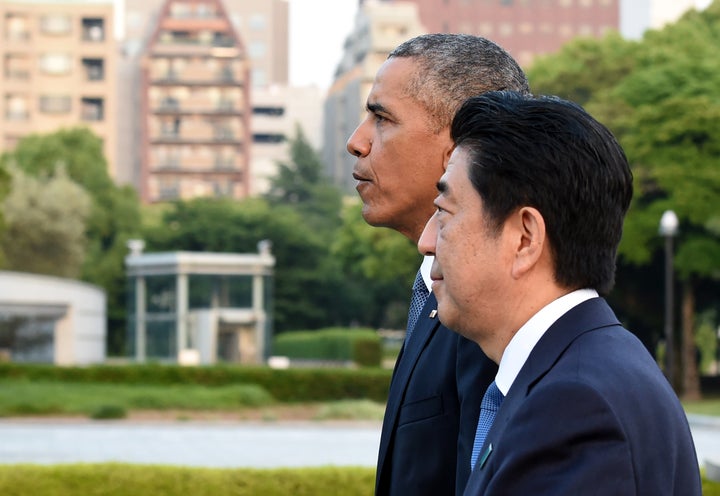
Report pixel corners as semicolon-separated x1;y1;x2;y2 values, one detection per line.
126;259;272;364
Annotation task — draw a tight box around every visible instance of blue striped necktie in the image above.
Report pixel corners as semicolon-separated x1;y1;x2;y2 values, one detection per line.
470;380;504;470
405;269;429;344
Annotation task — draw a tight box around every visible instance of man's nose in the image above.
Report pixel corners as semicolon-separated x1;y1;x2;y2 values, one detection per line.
418;214;438;256
346;124;370;157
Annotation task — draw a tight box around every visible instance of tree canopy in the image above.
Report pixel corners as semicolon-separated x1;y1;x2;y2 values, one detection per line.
0;127;142;352
1;165;91;277
528;1;720;396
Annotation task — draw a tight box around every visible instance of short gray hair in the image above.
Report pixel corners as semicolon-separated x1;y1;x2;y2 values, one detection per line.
389;33;530;133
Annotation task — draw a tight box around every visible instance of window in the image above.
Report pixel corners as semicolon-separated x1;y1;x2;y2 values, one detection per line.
39;95;72;114
214;126;235;140
82;18;105;42
39;53;72;75
253;133;285;144
249;14;266;30
498;23;514;36
253;106;284;117
157;180;180;201
5;94;28;120
5;54;30;80
160;96;180;110
40;14;72;35
248;41;266;59
161;118;182;138
82;58;104;81
219;64;234;81
251;68;266;87
170;2;191;18
81;97;104;121
6;13;30;41
212;32;233;47
214;153;234;170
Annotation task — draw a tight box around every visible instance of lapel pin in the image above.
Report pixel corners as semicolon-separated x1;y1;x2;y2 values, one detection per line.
429;309;437;318
479;443;493;469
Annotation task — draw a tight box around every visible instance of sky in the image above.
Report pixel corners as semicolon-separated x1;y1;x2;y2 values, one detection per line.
288;0;713;88
288;0;358;89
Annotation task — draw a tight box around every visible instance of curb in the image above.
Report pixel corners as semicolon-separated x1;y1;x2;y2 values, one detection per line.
686;413;720;429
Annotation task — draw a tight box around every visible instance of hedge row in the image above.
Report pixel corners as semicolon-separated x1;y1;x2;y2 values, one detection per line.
272;328;382;367
0;363;392;403
0;464;376;496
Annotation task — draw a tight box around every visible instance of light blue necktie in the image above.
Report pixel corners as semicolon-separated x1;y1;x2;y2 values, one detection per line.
405;269;429;344
470;380;504;470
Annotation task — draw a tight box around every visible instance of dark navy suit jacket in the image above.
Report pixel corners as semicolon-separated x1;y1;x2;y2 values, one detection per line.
375;292;497;495
464;297;702;495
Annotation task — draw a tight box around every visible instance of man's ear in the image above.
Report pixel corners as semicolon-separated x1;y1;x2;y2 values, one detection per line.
510;207;546;279
442;138;456;171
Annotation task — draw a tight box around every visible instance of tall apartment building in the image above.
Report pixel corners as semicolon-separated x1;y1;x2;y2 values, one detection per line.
323;0;620;191
137;0;251;203
0;0;118;178
121;0;321;200
323;1;425;193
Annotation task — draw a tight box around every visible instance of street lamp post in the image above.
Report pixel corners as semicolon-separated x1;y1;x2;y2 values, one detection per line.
659;210;679;386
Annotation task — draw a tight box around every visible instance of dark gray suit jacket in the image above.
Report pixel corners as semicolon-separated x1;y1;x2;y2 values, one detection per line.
464;297;701;495
375;292;497;495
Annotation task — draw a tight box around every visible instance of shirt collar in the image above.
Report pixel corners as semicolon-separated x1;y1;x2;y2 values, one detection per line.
495;288;599;395
420;255;433;292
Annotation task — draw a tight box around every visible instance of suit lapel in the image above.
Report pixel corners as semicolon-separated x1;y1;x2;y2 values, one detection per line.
376;292;441;481
466;298;620;489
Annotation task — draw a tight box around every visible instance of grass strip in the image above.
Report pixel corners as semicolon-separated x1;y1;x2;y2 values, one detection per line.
0;464;375;496
0;380;274;417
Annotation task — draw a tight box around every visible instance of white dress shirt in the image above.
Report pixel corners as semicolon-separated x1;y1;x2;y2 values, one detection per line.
495;289;599;396
420;255;434;293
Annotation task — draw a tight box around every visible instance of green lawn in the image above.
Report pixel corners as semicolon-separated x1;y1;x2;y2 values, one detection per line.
683;396;720;416
0;464;375;496
0;379;275;417
0;379;387;421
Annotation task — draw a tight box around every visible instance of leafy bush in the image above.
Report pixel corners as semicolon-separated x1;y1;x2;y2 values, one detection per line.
353;338;382;367
0;363;392;403
0;380;276;417
90;405;127;420
273;328;381;366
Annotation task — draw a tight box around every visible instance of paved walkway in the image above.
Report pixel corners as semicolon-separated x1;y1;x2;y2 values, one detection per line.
0;414;715;471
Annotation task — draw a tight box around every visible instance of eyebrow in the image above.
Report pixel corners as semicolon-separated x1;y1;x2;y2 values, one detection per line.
367;101;388;115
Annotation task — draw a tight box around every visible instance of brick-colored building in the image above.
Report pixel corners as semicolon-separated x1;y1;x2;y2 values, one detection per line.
138;0;252;203
403;0;618;68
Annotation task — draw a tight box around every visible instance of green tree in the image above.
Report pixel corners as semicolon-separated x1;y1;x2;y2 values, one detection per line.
529;31;640;106
527;2;720;398
1;165;91;277
143;197;367;332
332;200;421;328
264;125;343;236
0;162;10;267
0;127;142;354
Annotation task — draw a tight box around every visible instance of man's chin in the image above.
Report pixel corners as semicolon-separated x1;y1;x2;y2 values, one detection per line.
360;206;389;228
